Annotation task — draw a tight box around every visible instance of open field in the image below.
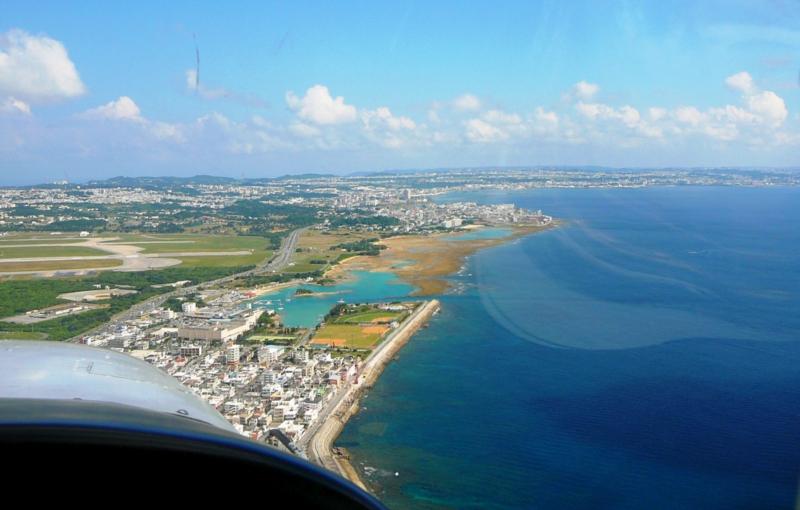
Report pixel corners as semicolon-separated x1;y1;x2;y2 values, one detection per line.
0;331;48;340
330;223;555;295
333;310;402;324
283;229;377;274
0;264;252;341
0;232;272;275
0;259;122;273
0;238;85;245
123;234;266;253
0;233;89;242
102;234;271;267
0;245;110;259
311;323;387;348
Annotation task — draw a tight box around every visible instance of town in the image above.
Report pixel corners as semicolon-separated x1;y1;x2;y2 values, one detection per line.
73;284;429;456
0;167;793;236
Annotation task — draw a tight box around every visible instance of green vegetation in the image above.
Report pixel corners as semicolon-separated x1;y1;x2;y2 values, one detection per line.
131;234;266;254
330;238;386;256
0;279;98;318
333;309;402;324
312;303;407;349
41;219;107;231
282;229;378;274
328;215;400;228
0;331;48;340
312;323;385;348
0;245;110;259
231;270;323;288
0;259;123;272
225;200;319;232
97;233;273;268
0;265;253;340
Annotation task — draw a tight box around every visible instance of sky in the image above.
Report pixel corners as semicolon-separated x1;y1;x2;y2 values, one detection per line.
1;0;799;184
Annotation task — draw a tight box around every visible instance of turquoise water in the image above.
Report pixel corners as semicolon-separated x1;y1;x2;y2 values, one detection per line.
337;187;800;509
255;270;415;328
444;227;513;241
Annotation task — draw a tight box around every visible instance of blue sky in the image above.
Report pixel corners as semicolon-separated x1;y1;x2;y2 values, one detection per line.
1;0;799;184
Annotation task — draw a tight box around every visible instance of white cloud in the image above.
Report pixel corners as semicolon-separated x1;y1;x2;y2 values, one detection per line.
722;71;787;126
465;118;508;143
648;107;667;121
535;107;559;125
185;68;235;101
725;71;755;94
0;97;31;115
572;81;599;100
6;71;796;170
745;90;787;126
82;96;142;122
289;122;320;138
0;29;85;103
149;121;184;142
576;102;640;127
81;96;186;142
286;85;357;125
362;107;416;131
453;93;481;112
483;109;522;125
673;106;705;126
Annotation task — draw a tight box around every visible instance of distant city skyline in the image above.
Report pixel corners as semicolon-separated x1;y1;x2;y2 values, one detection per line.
2;0;799;184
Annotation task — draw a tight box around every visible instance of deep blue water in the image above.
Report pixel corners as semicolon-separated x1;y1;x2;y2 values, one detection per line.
337;187;800;509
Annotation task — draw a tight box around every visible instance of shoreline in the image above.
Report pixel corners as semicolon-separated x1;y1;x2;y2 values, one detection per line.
326;222;557;295
303;299;441;491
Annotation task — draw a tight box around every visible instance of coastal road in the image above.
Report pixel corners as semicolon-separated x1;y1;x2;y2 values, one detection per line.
299;300;440;489
67;227;306;342
299;300;440;451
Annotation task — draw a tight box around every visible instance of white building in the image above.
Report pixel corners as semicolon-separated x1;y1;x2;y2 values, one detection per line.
226;344;242;364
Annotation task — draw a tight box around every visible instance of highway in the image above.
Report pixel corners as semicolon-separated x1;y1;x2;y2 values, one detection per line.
67;227;306;342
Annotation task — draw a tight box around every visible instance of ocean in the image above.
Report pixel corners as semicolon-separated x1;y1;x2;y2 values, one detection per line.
331;186;800;509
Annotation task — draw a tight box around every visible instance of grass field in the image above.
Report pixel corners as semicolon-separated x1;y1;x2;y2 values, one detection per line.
132;234;265;253
0;233;87;242
0;232;272;274
0;246;110;259
0;331;48;340
0;238;85;244
104;234;271;268
333;310;402;324
311;323;389;348
283;229;377;274
0;259;122;272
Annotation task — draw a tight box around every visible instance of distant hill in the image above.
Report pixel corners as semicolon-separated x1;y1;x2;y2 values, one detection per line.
87;175;239;187
85;173;338;188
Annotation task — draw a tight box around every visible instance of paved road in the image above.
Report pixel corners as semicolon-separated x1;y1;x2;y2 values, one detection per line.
67;227;306;342
297;300;436;452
